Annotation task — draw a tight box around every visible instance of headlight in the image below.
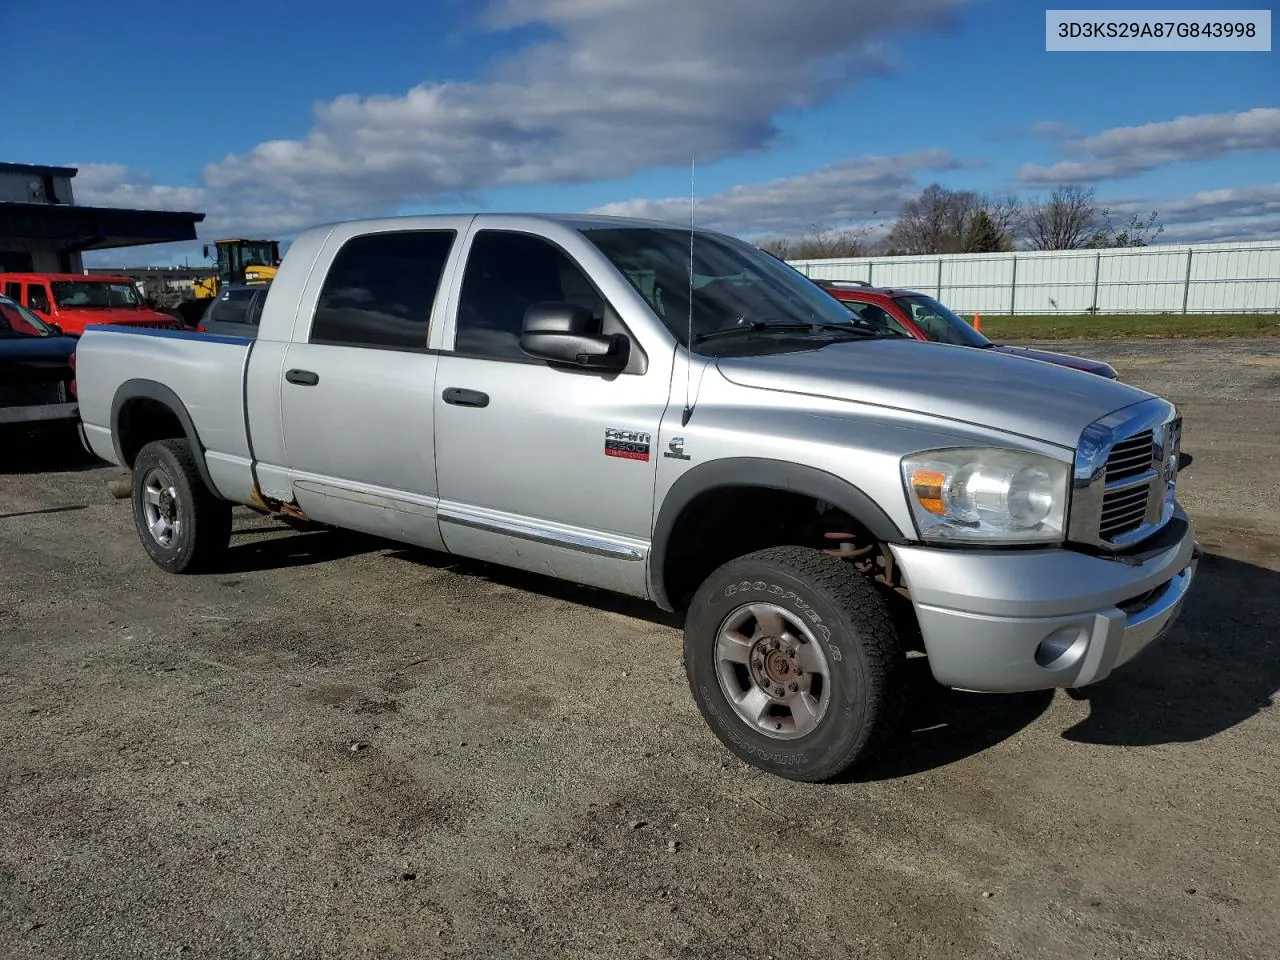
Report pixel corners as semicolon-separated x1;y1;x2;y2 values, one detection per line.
901;448;1070;544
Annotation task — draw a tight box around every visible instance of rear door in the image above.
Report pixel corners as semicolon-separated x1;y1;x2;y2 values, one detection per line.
275;223;465;551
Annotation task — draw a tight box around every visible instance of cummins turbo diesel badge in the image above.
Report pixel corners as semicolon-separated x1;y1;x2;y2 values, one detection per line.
604;428;651;462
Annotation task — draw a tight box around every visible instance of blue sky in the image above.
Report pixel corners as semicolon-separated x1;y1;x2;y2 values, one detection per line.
6;0;1277;264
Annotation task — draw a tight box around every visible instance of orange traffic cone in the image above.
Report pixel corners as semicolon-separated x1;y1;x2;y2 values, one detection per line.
973;312;982;331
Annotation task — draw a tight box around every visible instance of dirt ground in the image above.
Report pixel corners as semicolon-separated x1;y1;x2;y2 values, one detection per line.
1;338;1277;960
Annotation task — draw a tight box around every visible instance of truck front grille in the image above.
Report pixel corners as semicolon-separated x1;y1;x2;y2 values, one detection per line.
1099;477;1151;540
1069;398;1180;551
1104;432;1155;482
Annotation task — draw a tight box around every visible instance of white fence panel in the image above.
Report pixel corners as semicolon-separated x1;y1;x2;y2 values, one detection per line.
787;240;1280;314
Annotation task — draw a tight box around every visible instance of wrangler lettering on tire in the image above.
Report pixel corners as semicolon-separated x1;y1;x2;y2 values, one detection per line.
684;545;905;782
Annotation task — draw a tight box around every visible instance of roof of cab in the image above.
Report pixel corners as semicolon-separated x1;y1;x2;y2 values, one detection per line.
299;211;725;238
0;272;139;282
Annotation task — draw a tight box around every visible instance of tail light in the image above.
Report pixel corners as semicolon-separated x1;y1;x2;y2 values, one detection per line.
68;349;78;398
196;323;207;333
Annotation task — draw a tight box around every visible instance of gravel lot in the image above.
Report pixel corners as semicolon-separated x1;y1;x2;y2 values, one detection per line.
2;338;1277;960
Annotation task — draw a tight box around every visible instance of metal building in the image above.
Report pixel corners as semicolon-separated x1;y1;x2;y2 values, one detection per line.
788;240;1280;315
0;162;204;273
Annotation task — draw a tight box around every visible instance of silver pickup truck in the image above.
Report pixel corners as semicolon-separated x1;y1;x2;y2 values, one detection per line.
73;213;1199;782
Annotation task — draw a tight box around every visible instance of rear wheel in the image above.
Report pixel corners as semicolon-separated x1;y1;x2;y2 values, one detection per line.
683;546;906;782
131;438;231;574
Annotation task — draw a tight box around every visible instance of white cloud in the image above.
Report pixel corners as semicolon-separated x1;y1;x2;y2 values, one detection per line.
73;0;964;240
1019;107;1280;185
1028;121;1078;140
590;150;962;235
1129;182;1280;244
72;163;206;214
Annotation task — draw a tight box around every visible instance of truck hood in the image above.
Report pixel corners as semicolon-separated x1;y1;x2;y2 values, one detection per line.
714;338;1154;449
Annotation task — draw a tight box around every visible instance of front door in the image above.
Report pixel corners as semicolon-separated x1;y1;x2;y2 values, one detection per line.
276;226;462;551
432;227;668;597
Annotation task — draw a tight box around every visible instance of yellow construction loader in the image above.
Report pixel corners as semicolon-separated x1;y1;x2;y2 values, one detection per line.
179;238;281;325
192;238;281;298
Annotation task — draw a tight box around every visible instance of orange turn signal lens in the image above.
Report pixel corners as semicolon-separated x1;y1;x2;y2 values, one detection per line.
911;469;946;515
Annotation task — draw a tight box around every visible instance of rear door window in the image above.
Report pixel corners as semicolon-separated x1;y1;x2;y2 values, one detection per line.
310;230;456;350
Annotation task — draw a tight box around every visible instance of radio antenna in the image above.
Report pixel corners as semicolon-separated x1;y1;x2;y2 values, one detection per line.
681;157;695;427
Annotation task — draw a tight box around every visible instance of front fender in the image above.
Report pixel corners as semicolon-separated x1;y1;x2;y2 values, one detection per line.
648;457;908;611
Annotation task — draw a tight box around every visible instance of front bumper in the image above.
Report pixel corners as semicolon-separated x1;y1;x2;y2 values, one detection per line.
890;505;1199;693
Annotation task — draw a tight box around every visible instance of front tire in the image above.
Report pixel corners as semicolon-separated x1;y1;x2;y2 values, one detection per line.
683;546;906;782
131;438;231;574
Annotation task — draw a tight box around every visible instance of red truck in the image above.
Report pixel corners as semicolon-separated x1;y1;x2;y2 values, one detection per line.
0;273;179;337
814;279;1119;379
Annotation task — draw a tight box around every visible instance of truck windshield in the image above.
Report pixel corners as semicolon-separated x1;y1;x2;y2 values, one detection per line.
583;227;869;353
0;297;53;336
50;280;143;309
891;294;990;347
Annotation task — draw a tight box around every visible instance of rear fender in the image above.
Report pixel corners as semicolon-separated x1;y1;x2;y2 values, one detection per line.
110;379;217;492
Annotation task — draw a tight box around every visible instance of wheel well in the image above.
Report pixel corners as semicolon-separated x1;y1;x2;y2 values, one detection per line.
661;487;878;611
117;397;187;468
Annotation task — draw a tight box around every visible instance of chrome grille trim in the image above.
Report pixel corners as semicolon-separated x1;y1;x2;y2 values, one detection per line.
1068;397;1180;551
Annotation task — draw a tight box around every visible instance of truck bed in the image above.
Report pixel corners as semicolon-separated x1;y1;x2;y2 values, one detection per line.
75;326;258;503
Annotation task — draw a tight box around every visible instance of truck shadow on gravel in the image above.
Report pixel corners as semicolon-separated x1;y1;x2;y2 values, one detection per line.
1057;551;1279;748
381;544;687;628
0;427;103;475
221;525;392;572
857;549;1280;780
213;527;1279;776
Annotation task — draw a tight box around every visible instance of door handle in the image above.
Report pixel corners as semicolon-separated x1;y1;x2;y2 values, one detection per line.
285;369;319;386
442;387;489;408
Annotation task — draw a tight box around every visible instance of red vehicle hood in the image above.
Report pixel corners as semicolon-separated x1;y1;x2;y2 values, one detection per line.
56;307;176;333
989;344;1119;379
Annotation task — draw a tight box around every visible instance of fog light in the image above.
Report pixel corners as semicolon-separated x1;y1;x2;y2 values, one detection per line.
1034;625;1089;669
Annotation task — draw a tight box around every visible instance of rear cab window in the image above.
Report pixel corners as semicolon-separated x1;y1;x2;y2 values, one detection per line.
208;287;259;326
309;231;456;350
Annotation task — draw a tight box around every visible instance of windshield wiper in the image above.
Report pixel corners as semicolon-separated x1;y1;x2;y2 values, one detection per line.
694;322;813;343
808;323;882;338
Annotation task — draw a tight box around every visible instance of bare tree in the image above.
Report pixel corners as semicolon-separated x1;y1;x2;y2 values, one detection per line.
757;235;795;259
1094;209;1165;247
980;192;1023;248
884;184;1020;255
1024;184;1106;250
758;225;871;260
1025;185;1165;249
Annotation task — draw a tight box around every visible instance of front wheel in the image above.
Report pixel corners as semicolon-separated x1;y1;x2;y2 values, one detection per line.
683;546;906;782
131;438;232;574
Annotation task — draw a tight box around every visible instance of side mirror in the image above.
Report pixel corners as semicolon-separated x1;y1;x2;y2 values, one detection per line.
202;245;210;259
48;323;64;337
519;302;629;371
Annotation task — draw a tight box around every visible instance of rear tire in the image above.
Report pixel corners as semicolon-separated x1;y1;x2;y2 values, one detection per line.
131;438;231;574
683;546;906;782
